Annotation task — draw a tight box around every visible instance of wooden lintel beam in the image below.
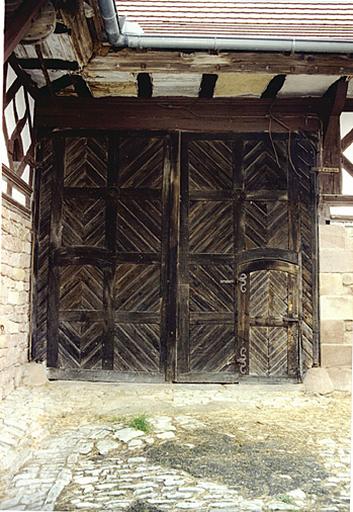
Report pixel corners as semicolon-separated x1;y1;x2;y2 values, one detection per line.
35;96;323;133
4;0;47;62
87;49;353;75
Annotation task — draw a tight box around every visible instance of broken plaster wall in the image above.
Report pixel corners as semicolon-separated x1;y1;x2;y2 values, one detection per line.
320;223;353;369
0;199;32;399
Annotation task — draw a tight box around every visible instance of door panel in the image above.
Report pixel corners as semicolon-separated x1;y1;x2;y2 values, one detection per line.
248;270;298;377
177;136;238;382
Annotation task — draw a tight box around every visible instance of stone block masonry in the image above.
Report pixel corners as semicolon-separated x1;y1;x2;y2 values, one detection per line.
320;224;353;370
0;199;32;399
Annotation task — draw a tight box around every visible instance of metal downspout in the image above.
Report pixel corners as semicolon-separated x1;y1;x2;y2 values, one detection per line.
98;0;121;46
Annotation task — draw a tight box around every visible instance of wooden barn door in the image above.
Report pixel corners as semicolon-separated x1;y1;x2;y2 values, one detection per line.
37;130;316;382
46;132;176;380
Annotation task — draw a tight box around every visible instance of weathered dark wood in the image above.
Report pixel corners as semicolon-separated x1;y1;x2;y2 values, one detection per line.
322;78;348;175
2;164;33;196
47;136;64;367
36;97;322;133
238;259;298;275
73;76;93;98
233;139;246;375
160;136;172;374
137;73;153;98
17;58;79;70
102;135;118;370
341;127;353;151
189;254;234;265
165;133;180;381
342;155;353;179
48;368;164;382
4;0;47;61
34;130;318;382
238;249;298;265
190;312;234;323
177;136;190;374
320;194;353;206
199;74;218;98
176;372;239;383
1;192;31;216
4;77;22;109
261;74;286;99
39;74;74;97
30;160;42;361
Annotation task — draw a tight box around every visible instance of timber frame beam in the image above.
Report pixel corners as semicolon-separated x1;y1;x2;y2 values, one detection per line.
322;78;348;171
35;96;326;133
85;49;353;76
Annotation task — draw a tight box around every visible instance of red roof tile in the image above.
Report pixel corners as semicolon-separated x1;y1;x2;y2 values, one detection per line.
116;1;353;40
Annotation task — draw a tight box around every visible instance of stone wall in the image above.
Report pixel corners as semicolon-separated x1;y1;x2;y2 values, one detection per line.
0;199;32;399
320;223;353;369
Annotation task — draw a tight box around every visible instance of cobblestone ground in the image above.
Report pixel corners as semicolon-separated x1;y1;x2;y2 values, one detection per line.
0;382;351;511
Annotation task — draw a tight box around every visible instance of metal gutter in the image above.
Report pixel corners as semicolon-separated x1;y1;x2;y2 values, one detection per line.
98;0;353;53
122;35;353;53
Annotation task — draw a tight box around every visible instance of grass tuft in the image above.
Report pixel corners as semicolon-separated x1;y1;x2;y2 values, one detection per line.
277;494;295;505
128;414;151;433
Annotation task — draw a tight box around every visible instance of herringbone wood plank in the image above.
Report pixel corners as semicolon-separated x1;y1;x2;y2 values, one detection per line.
119;137;164;189
245;201;289;250
243;139;288;191
114;324;160;372
63;198;105;247
190;324;236;373
59;266;103;311
114;264;160;312
64;137;107;187
58;322;102;369
249;326;288;376
117;200;161;252
250;270;288;318
189;265;233;312
189;201;233;253
189;140;233;190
